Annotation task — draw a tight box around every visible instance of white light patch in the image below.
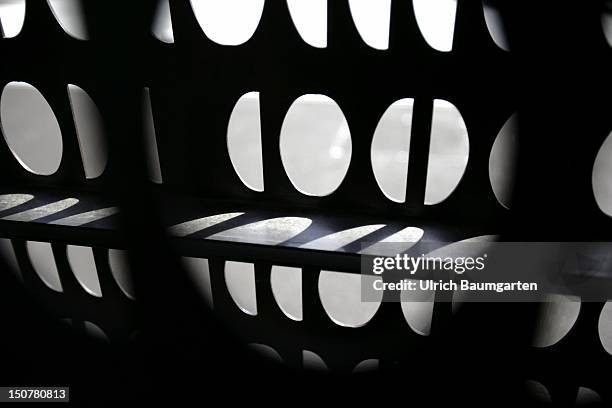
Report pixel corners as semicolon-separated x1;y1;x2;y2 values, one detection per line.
208;217;312;246
169;212;244;237
2;198;79;222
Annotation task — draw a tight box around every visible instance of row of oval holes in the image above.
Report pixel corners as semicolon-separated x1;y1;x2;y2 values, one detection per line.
2;237;612;357
0;0;511;52
4;0;612;53
4;81;612;213
1;80;512;207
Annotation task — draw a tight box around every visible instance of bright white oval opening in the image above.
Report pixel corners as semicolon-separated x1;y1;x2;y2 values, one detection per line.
532;295;580;348
0;0;25;38
592;129;612;217
189;0;265;45
280;94;352;196
287;0;327;48
371;98;414;202
0;82;63;175
225;261;257;315
489;113;518;209
227;92;264;191
270;265;302;321
47;0;88;40
26;241;62;292
413;0;457;52
67;245;102;297
425;99;469;205
318;270;381;327
68;84;107;179
152;0;174;43
348;0;391;50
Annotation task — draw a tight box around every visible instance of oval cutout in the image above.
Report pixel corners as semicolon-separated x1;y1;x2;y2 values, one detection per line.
532;295;580;348
413;0;457;52
152;0;174;43
0;0;25;38
189;0;265;45
108;249;135;300
287;0;327;48
489;113;518;209
225;261;257;315
371;98;414;202
598;301;612;355
26;241;62;292
0;82;63;175
183;256;213;308
592;129;612;217
348;0;391;50
425;99;469;205
318;270;381;327
47;0;88;40
227;92;264;191
68;84;107;179
67;245;102;297
280;94;352;196
483;1;510;51
270;265;302;321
